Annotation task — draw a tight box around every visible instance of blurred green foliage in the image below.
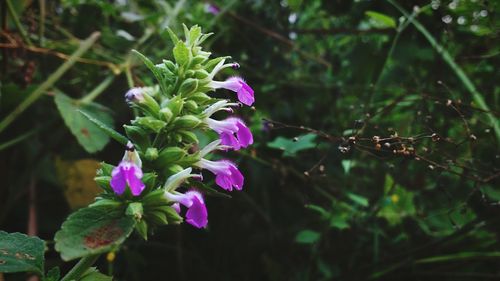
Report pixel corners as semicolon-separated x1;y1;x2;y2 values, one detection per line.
1;0;499;280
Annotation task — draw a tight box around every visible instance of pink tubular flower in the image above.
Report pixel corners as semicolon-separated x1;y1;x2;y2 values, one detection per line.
165;190;208;228
196;159;244;191
110;161;145;196
205;117;253;150
209;77;255;106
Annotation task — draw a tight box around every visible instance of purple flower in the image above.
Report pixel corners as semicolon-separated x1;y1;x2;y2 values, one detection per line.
196;159;244;191
110;161;145;196
204;3;220;15
165;190;208;228
124;88;144;104
209;77;255;106
205;117;253;150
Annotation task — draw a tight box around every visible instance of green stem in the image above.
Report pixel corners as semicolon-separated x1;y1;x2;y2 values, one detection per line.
6;0;33;46
60;255;100;281
79;75;115;104
0;32;100;134
387;0;500;143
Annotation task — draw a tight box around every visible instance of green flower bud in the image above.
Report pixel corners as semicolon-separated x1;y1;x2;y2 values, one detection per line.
192;55;207;65
124;125;151;151
194;69;209;79
126;202;144;220
164;60;177;73
145;147;159;161
159;107;173;123
184;100;198;111
134;117;167;133
173;115;201;129
189;92;211;104
166;164;184;176
179;78;198;97
177;130;199;143
157;147;187;166
164;96;184;117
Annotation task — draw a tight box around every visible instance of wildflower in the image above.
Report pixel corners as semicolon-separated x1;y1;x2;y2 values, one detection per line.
196;159;244;191
125;88;144;104
164;167;203;192
204;3;220;15
164;190;208;228
205;117;253;150
209;77;255;106
110;142;145;196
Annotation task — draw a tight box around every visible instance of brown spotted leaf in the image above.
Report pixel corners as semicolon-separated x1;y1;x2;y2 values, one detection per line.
54;92;114;153
54;205;135;261
0;231;45;275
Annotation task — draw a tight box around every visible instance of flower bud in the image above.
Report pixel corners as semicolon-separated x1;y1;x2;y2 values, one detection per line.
192;55;207;65
194;69;209;79
184;100;198;111
124;125;150;151
177;130;199;143
179;78;199;97
157;147;187;166
145;147;159;160
164;96;184;117
134;117;167;133
164;60;177;73
173;115;201;129
126;202;144;220
189;92;211;103
159;107;173;123
125;88;161;117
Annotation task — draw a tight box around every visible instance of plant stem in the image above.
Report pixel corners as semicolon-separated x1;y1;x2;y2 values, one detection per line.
5;0;33;46
0;32;100;134
60;255;100;281
387;0;500;143
79;75;115;104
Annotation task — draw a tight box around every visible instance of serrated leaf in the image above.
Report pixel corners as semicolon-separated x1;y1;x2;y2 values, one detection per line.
79;110;128;146
55;93;115;153
173;41;190;66
295;229;321;244
54;205;135;261
267;133;317;157
0;231;45;275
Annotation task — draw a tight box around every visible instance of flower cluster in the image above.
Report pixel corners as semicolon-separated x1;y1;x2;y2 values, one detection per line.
99;25;254;235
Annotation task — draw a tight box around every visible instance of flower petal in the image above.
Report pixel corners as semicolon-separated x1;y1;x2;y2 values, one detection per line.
185;196;208;228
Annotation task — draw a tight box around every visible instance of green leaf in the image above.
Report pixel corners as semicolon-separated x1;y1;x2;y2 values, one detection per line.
44;267;60;281
377;175;416;226
80;267;113;281
54;205;136;261
347;192;369;207
79;110;128;146
55;93;115;153
173;41;190;66
295;229;321;244
267;133;317;157
0;231;45;275
365;11;396;29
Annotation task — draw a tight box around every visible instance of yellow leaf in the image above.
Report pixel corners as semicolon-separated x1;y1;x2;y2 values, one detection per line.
55;158;102;209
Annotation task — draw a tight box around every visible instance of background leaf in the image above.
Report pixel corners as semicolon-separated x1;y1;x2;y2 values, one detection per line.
0;231;45;275
54;93;114;153
267;133;317;157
